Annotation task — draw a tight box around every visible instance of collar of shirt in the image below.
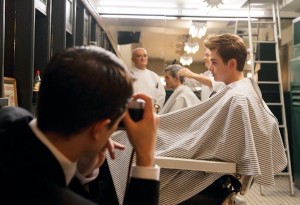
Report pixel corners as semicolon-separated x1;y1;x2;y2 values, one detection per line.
132;66;147;72
29;119;76;185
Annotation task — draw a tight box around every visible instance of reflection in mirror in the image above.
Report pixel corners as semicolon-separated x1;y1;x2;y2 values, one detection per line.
102;16;253;76
101;16;292;88
103;17;167;76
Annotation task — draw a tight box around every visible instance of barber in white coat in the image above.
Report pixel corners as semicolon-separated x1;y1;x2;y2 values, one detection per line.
130;47;166;113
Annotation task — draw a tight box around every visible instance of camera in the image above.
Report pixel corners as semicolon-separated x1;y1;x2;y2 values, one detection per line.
118;98;145;129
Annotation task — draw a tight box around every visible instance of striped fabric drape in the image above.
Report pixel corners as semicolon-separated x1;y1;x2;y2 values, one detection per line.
108;78;287;205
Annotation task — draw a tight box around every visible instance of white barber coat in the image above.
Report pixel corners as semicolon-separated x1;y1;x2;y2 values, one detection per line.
130;66;166;108
108;78;287;205
158;85;200;114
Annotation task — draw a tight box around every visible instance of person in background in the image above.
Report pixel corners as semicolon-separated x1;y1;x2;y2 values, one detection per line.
130;47;166;113
177;48;224;101
158;64;200;114
0;46;160;205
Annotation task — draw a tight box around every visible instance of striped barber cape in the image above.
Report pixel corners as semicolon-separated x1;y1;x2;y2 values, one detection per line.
108;77;287;205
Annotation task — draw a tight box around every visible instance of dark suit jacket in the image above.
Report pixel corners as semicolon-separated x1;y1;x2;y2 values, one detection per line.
0;106;96;205
70;160;160;205
69;160;120;205
0;107;159;205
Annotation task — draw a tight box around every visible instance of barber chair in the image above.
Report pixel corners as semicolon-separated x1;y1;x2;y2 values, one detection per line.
155;156;253;205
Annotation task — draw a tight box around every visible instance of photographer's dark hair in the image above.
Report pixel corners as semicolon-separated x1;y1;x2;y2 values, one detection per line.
37;46;134;135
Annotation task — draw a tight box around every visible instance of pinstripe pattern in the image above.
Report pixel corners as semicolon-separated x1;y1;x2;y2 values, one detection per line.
108;78;287;205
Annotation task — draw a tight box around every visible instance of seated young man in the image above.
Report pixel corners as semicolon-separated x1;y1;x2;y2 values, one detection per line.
107;33;287;204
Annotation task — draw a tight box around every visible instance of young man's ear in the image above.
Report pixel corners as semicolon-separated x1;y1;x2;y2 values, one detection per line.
90;119;111;140
228;58;237;69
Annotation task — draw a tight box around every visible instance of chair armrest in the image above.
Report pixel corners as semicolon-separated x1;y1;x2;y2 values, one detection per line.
155;156;236;174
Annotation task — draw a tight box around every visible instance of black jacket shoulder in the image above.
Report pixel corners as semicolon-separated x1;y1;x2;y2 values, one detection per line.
0;106;33;131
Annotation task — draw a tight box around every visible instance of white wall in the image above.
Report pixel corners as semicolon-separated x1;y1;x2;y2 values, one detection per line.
118;44;133;69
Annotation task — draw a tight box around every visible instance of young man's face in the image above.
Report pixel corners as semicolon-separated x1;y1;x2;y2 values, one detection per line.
132;49;148;69
203;48;211;69
208;49;230;85
164;71;178;89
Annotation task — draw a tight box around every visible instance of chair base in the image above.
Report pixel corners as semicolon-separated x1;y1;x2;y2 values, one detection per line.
178;175;241;205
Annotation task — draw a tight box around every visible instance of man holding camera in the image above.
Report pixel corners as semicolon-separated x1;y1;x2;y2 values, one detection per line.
0;46;160;205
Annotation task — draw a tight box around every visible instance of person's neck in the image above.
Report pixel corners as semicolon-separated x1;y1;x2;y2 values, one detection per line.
235;73;244;82
135;65;146;70
226;74;244;85
44;131;87;163
173;84;182;90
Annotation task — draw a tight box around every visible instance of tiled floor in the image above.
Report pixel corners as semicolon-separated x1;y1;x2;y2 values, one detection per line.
242;176;300;205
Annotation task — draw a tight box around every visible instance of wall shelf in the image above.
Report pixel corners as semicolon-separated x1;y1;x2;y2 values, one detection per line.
0;0;116;111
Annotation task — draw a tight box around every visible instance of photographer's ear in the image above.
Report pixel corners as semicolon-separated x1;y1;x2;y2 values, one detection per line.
91;119;111;139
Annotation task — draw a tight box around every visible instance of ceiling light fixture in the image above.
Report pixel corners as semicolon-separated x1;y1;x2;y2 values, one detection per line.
97;7;178;15
180;55;193;66
184;42;199;54
203;0;223;8
101;14;177;20
189;22;207;39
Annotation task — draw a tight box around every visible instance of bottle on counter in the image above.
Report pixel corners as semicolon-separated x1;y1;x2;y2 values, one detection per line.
32;70;41;104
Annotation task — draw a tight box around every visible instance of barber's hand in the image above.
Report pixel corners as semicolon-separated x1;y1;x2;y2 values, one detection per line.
77;139;125;177
177;67;194;78
123;93;159;167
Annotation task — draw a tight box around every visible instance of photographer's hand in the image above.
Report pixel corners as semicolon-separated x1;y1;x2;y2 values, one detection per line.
123;93;159;167
77;138;125;177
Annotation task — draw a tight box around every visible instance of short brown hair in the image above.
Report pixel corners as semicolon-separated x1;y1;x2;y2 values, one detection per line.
204;33;247;71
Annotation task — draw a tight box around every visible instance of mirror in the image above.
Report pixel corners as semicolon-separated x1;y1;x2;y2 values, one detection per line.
101;16;292;80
